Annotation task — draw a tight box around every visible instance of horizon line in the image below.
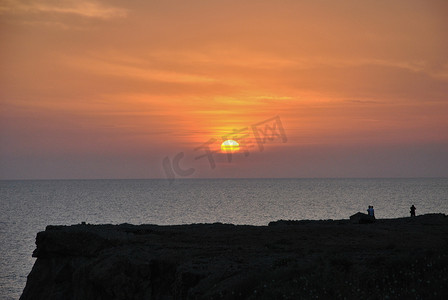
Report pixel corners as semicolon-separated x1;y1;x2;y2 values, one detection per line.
1;176;447;181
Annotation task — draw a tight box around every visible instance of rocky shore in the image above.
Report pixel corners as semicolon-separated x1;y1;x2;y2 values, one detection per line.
20;214;448;299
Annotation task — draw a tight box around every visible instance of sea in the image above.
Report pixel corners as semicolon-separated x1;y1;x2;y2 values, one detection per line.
1;178;447;299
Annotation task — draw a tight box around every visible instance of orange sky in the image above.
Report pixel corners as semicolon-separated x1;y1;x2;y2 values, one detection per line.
1;0;448;179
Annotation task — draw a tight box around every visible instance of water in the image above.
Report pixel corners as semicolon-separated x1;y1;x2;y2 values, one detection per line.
1;178;447;299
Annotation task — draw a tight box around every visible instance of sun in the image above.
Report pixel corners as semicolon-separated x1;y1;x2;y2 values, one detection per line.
221;140;239;152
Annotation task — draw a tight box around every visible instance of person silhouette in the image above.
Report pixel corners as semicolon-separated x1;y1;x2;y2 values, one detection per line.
367;205;375;218
410;205;416;217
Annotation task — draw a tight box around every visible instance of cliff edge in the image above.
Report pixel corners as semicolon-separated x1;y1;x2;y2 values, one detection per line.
21;214;448;299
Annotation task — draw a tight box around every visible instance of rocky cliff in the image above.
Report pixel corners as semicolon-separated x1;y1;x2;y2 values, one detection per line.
21;214;448;299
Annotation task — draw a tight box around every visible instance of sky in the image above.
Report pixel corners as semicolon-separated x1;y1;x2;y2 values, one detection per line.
1;0;448;179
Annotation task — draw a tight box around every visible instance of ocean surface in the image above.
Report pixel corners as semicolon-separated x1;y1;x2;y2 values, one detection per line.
1;178;447;299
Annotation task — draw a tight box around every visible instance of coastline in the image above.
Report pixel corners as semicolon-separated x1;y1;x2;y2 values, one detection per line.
21;214;448;299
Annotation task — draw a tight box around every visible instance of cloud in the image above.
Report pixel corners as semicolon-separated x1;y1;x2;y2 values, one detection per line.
62;55;217;84
0;0;127;19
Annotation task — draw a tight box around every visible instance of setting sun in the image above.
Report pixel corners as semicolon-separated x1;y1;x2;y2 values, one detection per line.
221;140;240;152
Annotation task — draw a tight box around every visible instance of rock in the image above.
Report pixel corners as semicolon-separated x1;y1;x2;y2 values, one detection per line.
350;212;376;224
20;215;448;299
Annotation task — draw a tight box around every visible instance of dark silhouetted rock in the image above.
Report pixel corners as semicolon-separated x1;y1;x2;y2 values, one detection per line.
20;214;448;299
350;212;376;224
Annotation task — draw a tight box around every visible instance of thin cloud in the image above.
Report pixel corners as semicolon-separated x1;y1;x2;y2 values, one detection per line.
346;99;380;104
62;55;217;84
0;0;127;19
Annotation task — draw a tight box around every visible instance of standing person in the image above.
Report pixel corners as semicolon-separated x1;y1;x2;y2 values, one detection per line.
367;205;375;218
410;205;416;217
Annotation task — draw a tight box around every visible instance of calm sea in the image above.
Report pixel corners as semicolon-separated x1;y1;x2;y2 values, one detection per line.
1;178;447;299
